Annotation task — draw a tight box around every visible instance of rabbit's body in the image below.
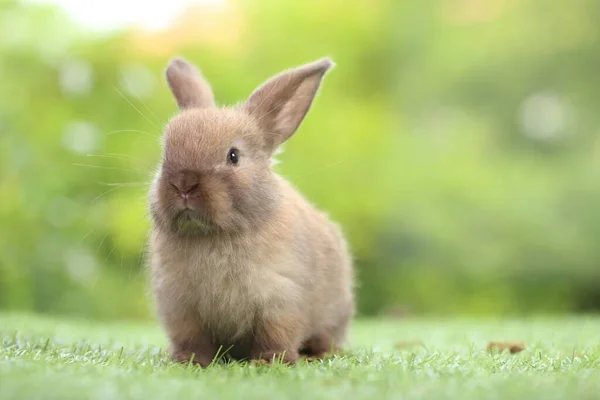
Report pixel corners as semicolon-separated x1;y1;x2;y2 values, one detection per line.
148;58;354;366
150;176;352;361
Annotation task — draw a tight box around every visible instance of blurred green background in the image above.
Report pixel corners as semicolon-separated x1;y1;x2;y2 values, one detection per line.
1;0;599;320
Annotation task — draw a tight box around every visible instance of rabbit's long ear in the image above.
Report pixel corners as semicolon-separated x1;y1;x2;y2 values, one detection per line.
165;58;215;109
242;57;334;150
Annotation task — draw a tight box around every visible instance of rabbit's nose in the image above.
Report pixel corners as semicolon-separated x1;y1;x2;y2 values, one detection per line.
170;171;200;198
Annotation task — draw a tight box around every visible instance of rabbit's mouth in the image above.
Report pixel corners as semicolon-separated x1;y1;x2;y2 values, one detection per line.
172;209;216;235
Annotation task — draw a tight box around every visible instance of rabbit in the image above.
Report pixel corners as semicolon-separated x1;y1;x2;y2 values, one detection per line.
148;56;355;367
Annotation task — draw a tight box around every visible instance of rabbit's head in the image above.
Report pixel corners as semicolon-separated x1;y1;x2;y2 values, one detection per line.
150;57;334;235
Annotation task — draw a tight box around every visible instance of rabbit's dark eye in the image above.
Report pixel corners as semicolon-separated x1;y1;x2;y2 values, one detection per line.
227;148;239;165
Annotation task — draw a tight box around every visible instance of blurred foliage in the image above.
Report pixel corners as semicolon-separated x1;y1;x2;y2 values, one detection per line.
1;0;600;320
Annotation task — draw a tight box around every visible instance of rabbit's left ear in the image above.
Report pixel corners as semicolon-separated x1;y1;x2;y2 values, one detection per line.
165;57;215;109
243;57;334;150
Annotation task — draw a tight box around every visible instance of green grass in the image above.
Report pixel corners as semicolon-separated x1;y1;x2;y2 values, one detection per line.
1;313;599;399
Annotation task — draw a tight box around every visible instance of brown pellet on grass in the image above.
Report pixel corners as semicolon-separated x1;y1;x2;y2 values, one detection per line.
394;340;423;349
487;341;526;354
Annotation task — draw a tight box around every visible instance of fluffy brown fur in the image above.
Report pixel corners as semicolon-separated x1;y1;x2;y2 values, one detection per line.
148;57;355;367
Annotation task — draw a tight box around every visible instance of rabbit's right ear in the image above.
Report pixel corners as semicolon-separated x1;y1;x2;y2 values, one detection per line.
165;58;215;109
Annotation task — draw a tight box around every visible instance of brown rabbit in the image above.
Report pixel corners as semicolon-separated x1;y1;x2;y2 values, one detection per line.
148;56;354;367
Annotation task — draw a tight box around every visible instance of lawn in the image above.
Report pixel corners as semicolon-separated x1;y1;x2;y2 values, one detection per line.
1;313;599;399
